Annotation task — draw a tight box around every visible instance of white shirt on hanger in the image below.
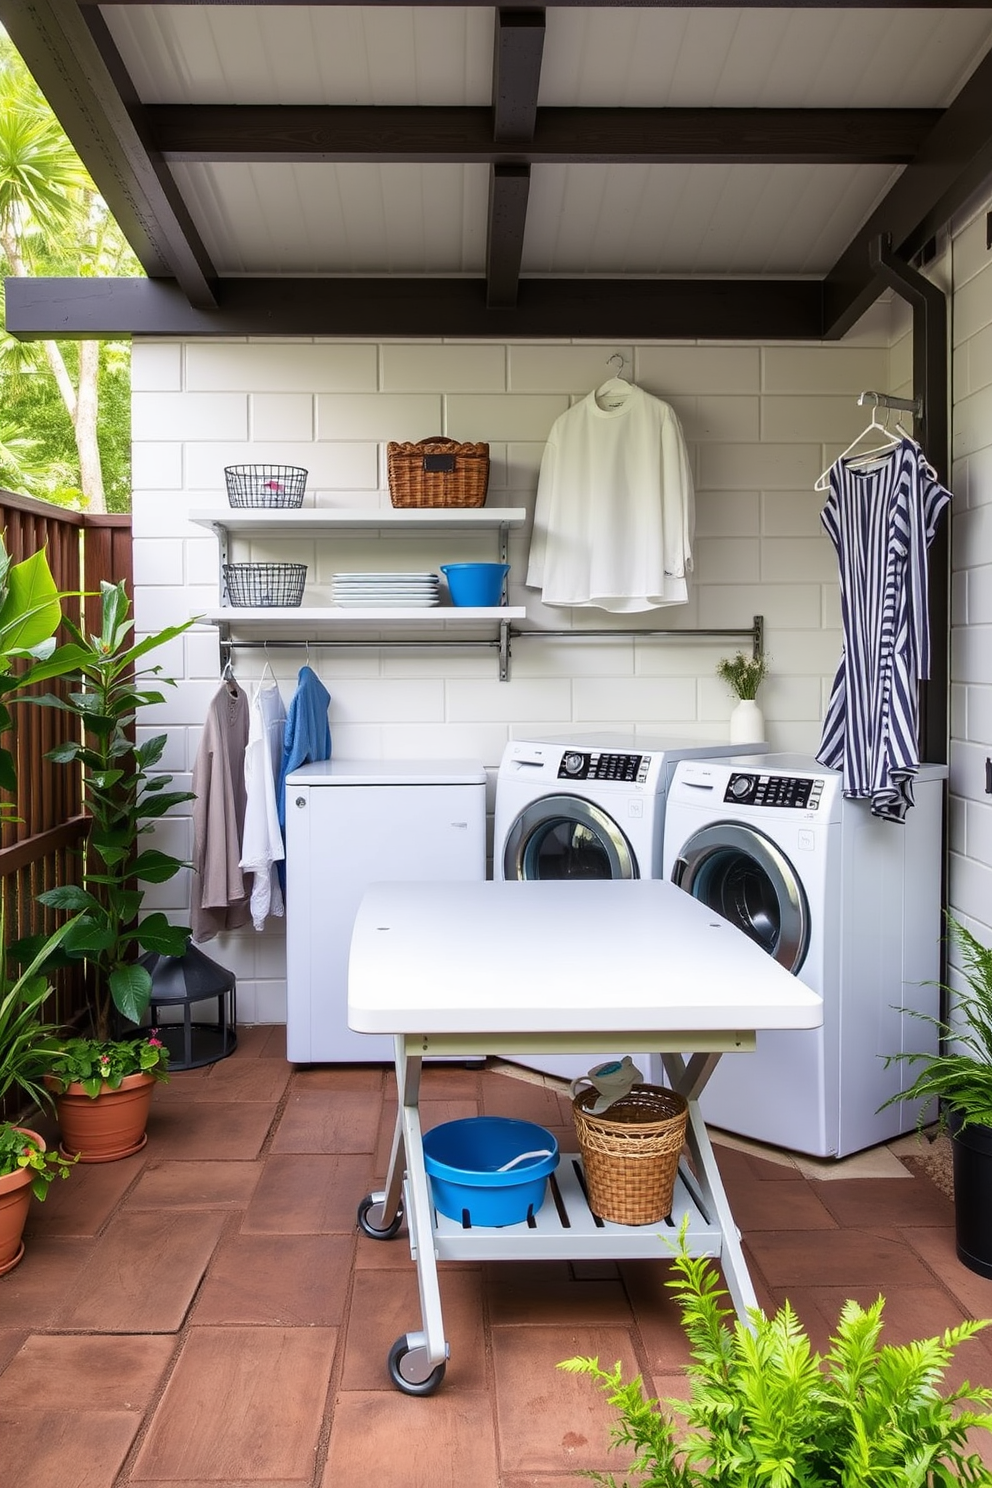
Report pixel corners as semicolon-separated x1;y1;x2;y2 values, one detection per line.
526;380;694;613
240;668;287;930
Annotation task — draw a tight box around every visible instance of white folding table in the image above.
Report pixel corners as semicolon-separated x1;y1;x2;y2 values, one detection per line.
348;878;823;1394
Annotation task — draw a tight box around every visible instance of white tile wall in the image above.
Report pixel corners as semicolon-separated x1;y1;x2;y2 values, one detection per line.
132;317;915;1020
949;186;992;948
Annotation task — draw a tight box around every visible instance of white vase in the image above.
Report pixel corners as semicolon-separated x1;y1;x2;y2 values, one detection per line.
729;698;765;745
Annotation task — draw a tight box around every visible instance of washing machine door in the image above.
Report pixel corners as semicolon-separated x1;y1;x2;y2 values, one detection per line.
502;795;637;880
670;821;810;973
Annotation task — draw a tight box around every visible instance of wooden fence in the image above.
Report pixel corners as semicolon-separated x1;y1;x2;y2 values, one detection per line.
0;492;132;1046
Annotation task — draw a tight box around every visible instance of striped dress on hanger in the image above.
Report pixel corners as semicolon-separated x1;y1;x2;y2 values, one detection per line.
816;437;950;822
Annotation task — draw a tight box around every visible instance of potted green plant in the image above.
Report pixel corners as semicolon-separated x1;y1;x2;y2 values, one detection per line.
0;1124;74;1275
16;579;195;1160
880;915;992;1278
45;1031;170;1163
561;1232;992;1486
0;914;83;1272
716;650;769;745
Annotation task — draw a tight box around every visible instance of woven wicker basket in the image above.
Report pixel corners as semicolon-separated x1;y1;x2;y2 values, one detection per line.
387;437;489;508
572;1084;688;1225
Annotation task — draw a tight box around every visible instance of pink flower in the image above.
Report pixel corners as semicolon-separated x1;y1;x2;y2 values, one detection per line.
147;1036;164;1049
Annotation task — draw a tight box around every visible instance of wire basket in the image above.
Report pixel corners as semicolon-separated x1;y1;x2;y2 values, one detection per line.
387;438;489;508
224;465;308;508
223;562;307;607
572;1084;688;1225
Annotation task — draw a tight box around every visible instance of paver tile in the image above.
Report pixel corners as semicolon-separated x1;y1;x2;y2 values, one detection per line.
0;1333;176;1408
191;1233;355;1326
57;1211;226;1332
131;1326;337;1481
270;1089;383;1153
322;1389;497;1488
243;1152;374;1232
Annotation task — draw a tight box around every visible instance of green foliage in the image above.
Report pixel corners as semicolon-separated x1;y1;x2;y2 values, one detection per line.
0;1123;76;1201
880;917;992;1132
560;1234;992;1487
16;580;195;1038
0;911;82;1114
0;33;139;509
46;1032;169;1099
716;651;768;701
0;536;81;820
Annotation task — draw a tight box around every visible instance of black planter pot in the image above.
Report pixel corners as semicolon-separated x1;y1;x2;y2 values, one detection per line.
949;1111;992;1278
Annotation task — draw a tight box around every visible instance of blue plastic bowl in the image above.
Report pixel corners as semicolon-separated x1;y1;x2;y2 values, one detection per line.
440;563;509;607
423;1116;559;1227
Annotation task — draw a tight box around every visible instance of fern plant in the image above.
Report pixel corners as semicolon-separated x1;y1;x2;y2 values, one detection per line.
880;916;992;1132
560;1233;992;1487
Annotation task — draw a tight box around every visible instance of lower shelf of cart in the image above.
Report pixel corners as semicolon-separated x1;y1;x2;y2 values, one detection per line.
414;1153;722;1263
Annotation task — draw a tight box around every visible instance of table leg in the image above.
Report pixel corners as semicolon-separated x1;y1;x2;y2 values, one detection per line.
356;1035;409;1237
389;1039;449;1393
662;1052;759;1322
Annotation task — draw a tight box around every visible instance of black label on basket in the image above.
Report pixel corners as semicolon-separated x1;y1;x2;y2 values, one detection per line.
423;454;456;472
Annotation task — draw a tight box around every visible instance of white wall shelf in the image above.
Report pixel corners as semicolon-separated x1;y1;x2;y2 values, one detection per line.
198;606;526;627
189;506;527;536
192;504;528;680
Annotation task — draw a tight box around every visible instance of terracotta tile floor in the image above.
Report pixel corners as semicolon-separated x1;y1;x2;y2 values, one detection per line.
3;1025;992;1488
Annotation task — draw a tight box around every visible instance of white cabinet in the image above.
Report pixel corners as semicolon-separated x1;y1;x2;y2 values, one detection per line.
284;759;487;1063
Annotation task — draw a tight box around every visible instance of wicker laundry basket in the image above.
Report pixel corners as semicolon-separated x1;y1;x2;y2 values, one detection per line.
572;1084;688;1225
387;437;489;508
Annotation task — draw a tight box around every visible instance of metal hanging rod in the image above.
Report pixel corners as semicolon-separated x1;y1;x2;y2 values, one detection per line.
858;389;923;417
218;616;763;682
511;616;764;656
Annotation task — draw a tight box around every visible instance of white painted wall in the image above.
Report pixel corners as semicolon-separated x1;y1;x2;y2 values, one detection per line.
131;313;917;1022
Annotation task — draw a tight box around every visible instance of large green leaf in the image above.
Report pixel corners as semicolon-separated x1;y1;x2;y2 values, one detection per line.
135;734;168;769
62;918;116;954
131;849;185;883
109;961;153;1024
37;884;100;913
138;791;196;819
137;912;191;957
0;549;60;653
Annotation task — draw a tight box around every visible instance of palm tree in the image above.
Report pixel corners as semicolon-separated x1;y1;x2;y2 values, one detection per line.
0;34;139;511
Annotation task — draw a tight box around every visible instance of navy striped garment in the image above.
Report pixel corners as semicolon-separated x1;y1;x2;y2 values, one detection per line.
817;437;951;822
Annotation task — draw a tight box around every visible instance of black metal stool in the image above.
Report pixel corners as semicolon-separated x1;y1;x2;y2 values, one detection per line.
140;945;237;1070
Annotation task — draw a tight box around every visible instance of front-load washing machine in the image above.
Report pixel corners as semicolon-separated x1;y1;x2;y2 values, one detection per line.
493;732;765;1077
660;752;946;1157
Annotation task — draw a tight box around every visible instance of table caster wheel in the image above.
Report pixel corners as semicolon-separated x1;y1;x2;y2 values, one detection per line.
388;1335;446;1395
357;1192;404;1240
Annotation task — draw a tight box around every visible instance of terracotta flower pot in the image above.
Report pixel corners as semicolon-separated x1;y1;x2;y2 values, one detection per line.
53;1071;156;1164
0;1128;45;1276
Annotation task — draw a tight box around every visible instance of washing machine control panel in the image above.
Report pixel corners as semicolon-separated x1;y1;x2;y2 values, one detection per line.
724;772;824;809
558;750;648;783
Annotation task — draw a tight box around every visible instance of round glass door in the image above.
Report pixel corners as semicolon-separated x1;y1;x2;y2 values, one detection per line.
670;822;809;973
502;795;637;880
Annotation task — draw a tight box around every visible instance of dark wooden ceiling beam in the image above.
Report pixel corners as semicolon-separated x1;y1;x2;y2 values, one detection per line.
147;105;941;166
487;164;531;307
823;46;992;338
5;275;825;341
493;9;545;144
76;0;992;10
0;0;218;307
486;9;545;308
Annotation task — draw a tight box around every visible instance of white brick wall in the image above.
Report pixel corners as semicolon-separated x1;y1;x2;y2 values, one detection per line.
132;326;905;1021
949;188;992;947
